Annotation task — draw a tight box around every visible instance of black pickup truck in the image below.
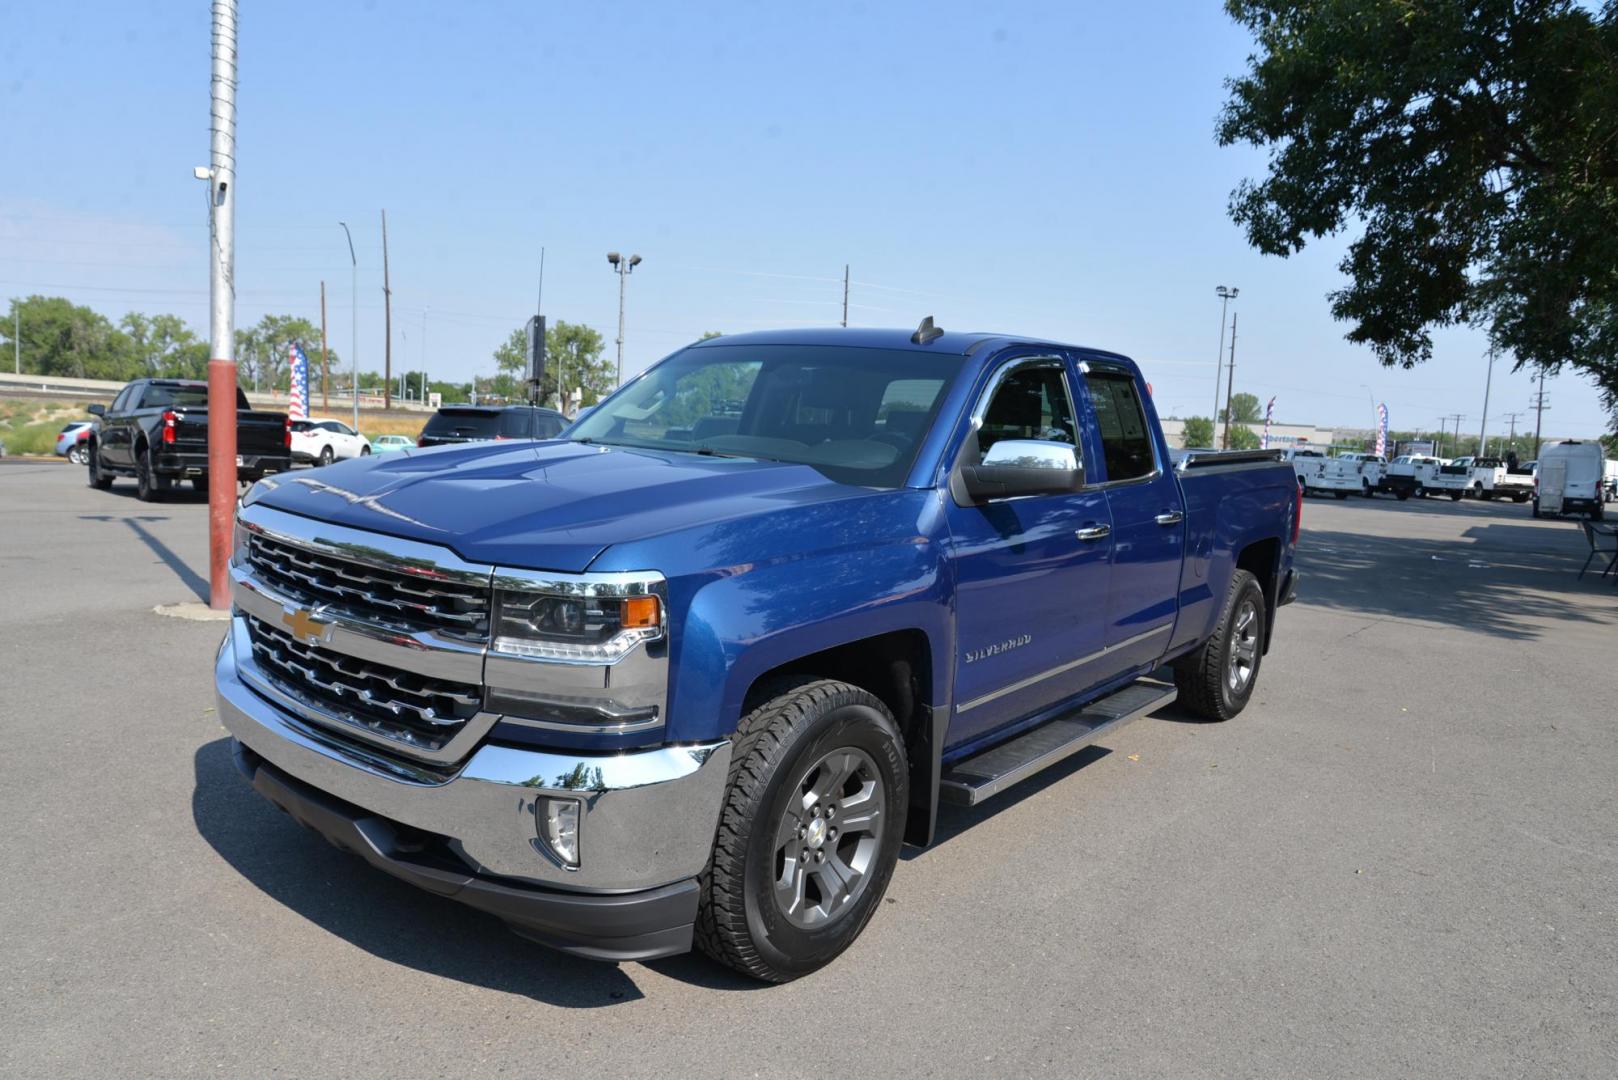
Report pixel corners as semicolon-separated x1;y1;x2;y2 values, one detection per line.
87;378;291;501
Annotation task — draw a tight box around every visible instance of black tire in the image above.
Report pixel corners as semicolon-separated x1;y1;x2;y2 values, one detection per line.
1513;492;1530;503
87;444;113;490
318;445;334;466
697;678;908;983
1396;490;1410;501
1596;503;1606;523
1450;490;1463;501
360;445;371;456
1531;500;1541;519
135;447;167;502
1334;490;1349;500
1362;481;1374;498
1173;569;1266;722
68;445;86;465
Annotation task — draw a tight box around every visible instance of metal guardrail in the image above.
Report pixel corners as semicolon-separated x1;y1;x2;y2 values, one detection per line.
0;371;432;412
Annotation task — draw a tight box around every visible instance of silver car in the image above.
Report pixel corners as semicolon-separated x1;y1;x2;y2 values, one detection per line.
55;421;96;465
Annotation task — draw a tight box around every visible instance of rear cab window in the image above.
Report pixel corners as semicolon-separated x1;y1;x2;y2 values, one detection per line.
423;409;502;439
1082;368;1156;483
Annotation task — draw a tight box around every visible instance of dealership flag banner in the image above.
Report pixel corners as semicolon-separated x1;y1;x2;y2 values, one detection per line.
1261;396;1276;449
1375;402;1389;457
288;342;309;420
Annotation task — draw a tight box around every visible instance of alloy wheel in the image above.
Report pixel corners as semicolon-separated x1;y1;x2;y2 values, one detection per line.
772;747;885;930
1227;599;1259;693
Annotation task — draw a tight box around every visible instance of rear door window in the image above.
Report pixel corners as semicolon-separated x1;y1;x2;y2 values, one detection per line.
1083;370;1156;483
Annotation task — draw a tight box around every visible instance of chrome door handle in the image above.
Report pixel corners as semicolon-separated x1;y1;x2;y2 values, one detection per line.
1155;510;1185;526
1075;524;1112;542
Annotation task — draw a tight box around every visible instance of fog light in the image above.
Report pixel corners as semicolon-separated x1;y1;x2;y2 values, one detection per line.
537;797;581;868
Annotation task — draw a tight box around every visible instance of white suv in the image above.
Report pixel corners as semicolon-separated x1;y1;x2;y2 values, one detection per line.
290;420;370;467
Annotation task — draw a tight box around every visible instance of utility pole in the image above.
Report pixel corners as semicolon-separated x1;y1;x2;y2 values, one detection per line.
841;264;850;327
339;222;358;429
381;209;392;410
1478;347;1495;457
1531;368;1548;458
319;280;329;410
1501;411;1524;455
1221;313;1238;449
1447;413;1467;456
1212;286;1238;448
1435;416;1448;458
13;305;18;374
421;307;428;407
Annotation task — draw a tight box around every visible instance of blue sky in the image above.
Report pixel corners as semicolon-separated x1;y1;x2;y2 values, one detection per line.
1;0;1606;439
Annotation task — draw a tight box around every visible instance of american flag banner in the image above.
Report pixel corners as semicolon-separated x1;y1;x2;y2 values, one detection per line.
1375;402;1389;457
288;342;309;420
1261;396;1276;449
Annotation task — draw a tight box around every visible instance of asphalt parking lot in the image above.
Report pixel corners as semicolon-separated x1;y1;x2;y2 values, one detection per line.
4;459;1615;1078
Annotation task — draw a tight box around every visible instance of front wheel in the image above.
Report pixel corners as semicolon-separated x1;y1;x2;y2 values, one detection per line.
360;445;371;456
697;679;908;983
1173;569;1266;721
87;446;113;490
68;445;86;465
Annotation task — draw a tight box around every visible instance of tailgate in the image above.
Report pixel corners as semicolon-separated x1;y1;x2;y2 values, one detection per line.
237;411;290;455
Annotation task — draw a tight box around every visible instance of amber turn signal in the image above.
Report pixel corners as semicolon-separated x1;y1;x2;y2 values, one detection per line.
622;595;661;629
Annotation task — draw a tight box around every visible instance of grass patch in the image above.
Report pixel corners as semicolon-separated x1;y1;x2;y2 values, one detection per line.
0;398;94;456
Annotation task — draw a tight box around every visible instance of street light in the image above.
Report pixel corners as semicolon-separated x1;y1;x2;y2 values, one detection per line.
607;251;642;388
338;222;359;429
1213;286;1238;447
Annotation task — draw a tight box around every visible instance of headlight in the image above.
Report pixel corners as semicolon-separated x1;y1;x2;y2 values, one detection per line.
491;574;665;662
232;515;250;567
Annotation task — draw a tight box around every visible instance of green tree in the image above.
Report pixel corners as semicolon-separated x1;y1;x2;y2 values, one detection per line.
1218;0;1618;426
698;330;723;341
3;296;138;380
1181;415;1215;447
1226;424;1262;451
1223;392;1262;425
121;313;208;378
492;319;615;407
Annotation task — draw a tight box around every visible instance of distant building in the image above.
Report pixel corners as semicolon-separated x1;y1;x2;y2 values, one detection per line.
1158;418;1340;449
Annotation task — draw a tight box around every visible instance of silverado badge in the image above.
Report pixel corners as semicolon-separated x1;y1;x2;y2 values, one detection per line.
281;604;332;646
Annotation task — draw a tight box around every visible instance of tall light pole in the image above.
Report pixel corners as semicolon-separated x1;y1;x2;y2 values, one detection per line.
607;251;641;387
1213;286;1238;447
1477;347;1496;457
202;0;238;611
339;222;358;429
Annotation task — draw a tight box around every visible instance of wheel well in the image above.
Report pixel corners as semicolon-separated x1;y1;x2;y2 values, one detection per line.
741;629;940;846
1236;537;1280;650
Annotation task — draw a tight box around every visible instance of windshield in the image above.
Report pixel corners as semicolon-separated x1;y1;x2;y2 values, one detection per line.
568;343;964;487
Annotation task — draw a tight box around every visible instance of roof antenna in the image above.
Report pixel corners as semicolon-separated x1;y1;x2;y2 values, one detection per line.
911;315;944;345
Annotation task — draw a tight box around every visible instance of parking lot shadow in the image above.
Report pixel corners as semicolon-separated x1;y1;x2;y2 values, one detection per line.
79;513;208;601
189;738;758;1004
1296;523;1616;640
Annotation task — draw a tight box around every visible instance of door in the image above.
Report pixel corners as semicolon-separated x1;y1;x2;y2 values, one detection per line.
1078;361;1182;673
102;384;139;467
944;355;1114;748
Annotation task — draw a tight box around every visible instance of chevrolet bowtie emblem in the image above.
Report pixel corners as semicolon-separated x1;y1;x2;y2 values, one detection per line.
281;604;330;644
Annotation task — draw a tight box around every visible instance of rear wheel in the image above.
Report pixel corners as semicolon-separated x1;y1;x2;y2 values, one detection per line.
318;445;334;466
135;448;167;502
68;445;86;465
697;678;907;983
1396;489;1410;501
1334;490;1349;500
1450;490;1463;501
1173;569;1266;721
360;445;371;456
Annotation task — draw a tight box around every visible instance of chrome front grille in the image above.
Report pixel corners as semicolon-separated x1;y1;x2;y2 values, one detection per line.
246;531;489;640
244;613;482;755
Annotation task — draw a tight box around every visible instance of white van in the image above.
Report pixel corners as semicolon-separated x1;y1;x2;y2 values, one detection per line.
1534;440;1605;520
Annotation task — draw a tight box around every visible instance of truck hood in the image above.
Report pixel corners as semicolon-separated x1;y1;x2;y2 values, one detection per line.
250;440;878;571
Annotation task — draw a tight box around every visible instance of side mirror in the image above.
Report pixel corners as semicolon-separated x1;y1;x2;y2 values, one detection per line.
957;439;1084;502
86;404;105;417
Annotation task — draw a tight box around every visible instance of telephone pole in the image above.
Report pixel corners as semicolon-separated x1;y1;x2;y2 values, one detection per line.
1531;368;1549;457
1221;313;1239;449
1447;413;1467;456
841;264;850;327
319;280;329;410
1501;411;1524;455
1212;286;1238;447
203;0;238;611
13;306;18;374
381;209;392;410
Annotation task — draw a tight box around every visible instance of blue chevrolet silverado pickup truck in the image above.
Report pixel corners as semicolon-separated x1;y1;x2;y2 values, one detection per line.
216;324;1300;981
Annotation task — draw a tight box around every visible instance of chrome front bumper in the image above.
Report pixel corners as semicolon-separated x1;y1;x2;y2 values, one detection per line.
215;629;731;893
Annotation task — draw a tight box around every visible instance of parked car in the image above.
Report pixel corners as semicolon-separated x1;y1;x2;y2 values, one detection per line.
290;419;371;466
1424;457;1473;500
415;404;566;447
55;421;97;465
1464;456;1535;501
1383;454;1445;499
369;434;413;454
1534;440;1606;520
217;325;1300;981
87;378;291;501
